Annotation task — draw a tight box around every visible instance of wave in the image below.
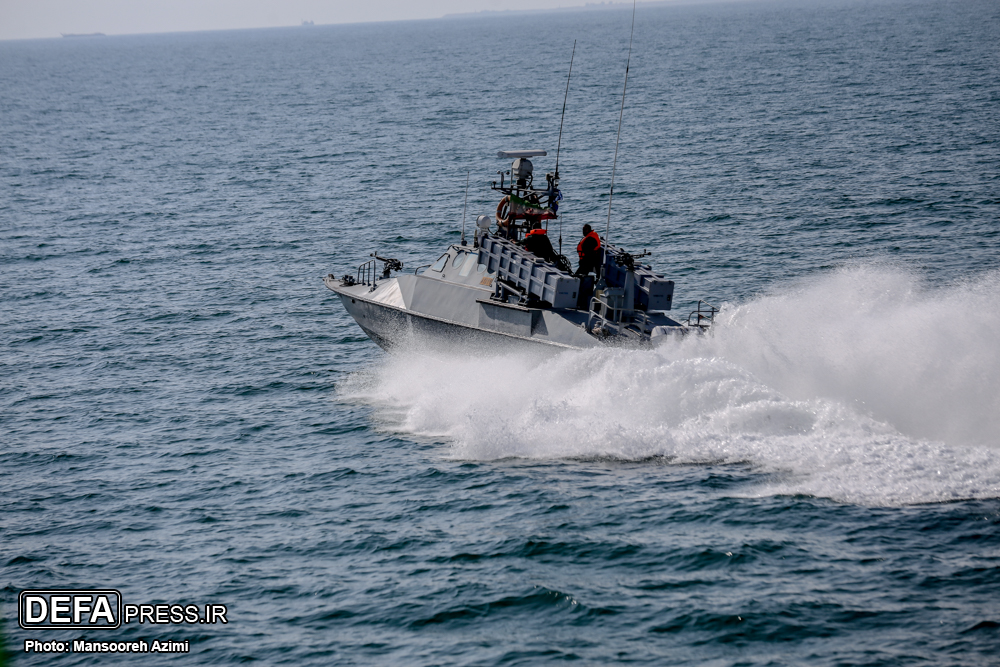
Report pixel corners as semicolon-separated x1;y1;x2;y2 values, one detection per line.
338;265;1000;506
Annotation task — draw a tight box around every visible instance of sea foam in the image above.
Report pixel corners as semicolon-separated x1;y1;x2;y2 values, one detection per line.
339;266;1000;506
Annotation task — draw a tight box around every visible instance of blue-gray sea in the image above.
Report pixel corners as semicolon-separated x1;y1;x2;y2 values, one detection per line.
2;0;999;664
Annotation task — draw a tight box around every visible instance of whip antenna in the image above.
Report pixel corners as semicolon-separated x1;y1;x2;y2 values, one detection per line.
554;40;576;179
606;0;637;243
556;40;576;257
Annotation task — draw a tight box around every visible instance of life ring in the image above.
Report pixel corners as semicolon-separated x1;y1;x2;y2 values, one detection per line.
496;196;511;226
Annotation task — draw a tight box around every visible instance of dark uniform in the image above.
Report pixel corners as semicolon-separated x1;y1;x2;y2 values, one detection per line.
522;227;558;264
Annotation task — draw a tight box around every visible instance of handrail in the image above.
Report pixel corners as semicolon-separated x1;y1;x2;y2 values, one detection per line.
356;259;377;286
491;277;526;304
414;264;430;275
586;296;621;336
685;300;718;329
586;293;660;339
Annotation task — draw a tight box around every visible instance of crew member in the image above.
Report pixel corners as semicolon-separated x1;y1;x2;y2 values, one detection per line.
521;221;558;264
576;224;602;276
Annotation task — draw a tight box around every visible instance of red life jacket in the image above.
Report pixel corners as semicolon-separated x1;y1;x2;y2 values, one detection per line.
525;228;547;238
577;231;601;259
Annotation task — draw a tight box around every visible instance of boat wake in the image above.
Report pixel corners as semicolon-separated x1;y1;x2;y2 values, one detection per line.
338;265;1000;506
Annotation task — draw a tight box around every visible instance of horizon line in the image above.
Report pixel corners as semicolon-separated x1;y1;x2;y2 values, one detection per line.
0;0;753;43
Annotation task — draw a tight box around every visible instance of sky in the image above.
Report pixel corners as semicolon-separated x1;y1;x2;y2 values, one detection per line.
0;0;632;41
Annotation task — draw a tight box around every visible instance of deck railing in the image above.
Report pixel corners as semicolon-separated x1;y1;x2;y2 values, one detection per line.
685;300;718;329
356;259;377;286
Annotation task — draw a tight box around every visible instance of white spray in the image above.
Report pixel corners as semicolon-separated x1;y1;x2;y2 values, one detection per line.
339;265;1000;506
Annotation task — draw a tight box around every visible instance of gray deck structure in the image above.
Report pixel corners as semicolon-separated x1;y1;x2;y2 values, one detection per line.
325;233;706;351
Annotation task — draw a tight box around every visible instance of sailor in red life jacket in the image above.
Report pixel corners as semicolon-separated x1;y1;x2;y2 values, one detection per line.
576;224;602;276
520;221;558;264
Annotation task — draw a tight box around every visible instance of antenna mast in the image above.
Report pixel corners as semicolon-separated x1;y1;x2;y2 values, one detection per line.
606;0;637;243
556;40;576;257
555;40;576;179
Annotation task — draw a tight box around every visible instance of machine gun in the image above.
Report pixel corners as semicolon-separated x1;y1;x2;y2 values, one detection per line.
371;253;403;278
612;249;651;272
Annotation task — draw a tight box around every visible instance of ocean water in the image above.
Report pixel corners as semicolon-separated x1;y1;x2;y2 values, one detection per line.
2;0;999;664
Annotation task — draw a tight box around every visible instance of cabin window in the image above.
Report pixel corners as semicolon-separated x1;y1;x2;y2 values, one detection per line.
430;254;448;272
452;253;466;269
459;254;476;277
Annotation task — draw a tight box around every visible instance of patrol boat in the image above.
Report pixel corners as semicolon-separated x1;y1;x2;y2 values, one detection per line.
324;150;716;350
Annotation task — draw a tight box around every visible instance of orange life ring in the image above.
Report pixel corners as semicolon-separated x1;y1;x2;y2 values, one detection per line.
496;196;511;226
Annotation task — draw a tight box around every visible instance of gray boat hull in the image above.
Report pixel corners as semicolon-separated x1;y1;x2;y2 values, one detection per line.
325;239;693;351
329;277;597;351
